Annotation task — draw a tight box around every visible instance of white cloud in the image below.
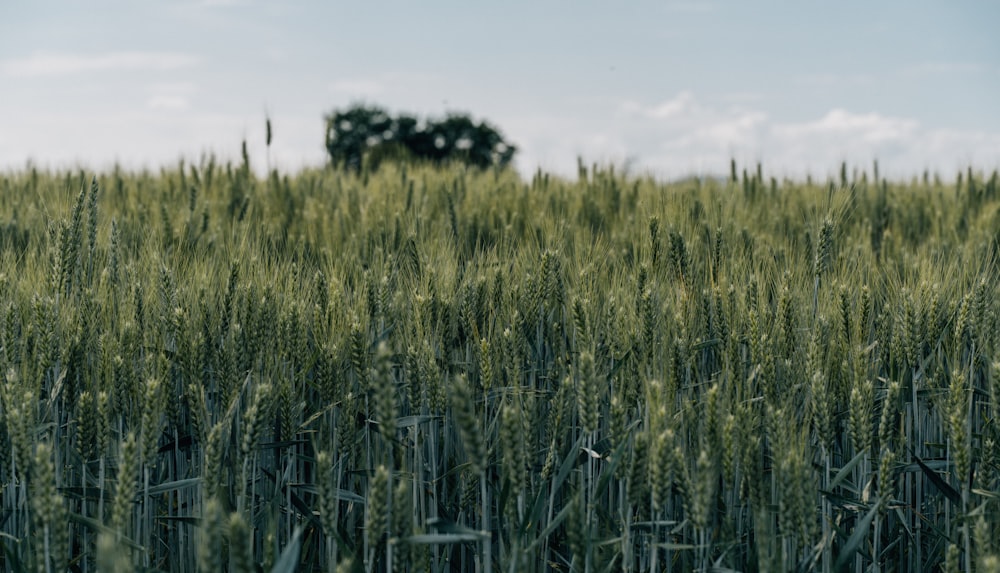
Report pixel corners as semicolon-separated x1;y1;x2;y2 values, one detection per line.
773;109;918;143
691;111;768;146
510;92;1000;180
615;93;768;166
622;91;697;120
144;82;198;111
145;82;198;110
0;109;327;176
903;129;1000;173
502;115;624;175
1;88;996;182
1;52;200;77
648;91;697;119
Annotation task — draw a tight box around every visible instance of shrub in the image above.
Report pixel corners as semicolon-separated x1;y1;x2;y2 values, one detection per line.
324;103;516;172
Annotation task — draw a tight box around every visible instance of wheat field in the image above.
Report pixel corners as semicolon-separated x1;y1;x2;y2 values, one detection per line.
0;157;998;572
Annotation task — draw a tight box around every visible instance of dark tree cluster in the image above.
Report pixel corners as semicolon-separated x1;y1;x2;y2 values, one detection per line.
324;104;516;172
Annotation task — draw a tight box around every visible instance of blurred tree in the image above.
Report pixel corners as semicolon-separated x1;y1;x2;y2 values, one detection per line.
325;104;516;172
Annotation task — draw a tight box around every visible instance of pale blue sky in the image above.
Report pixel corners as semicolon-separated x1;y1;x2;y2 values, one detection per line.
1;1;998;179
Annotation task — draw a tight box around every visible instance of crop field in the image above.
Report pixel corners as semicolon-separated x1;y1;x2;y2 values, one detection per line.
0;157;999;572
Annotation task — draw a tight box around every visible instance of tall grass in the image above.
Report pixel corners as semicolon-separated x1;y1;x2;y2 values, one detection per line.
0;158;998;571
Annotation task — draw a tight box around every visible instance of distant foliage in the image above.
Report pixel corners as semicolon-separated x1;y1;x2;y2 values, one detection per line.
324;104;516;172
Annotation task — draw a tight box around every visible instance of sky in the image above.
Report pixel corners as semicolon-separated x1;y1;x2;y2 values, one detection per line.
1;1;998;181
